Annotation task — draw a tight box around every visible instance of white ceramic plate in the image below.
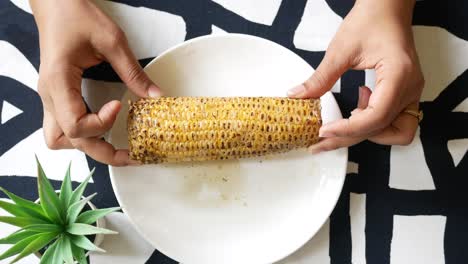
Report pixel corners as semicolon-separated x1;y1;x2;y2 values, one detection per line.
109;34;347;264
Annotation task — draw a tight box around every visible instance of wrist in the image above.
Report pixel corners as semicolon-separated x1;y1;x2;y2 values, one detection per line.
354;0;415;25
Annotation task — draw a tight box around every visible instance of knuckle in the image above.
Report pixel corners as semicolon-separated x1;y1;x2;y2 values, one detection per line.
44;134;61;150
307;69;326;91
105;26;127;50
62;124;80;139
123;63;145;86
341;118;357;137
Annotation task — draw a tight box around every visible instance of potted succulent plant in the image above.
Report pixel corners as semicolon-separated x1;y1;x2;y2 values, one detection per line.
0;157;119;263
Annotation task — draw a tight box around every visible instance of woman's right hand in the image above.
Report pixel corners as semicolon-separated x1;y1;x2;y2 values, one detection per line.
30;0;161;166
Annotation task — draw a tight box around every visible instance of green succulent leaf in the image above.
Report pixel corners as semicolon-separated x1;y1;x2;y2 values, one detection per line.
22;224;62;233
0;230;39;244
69;168;95;206
67;223;117;236
61;235;74;264
76;207;120;225
0;232;42;260
71;242;88;264
0;200;50;222
67;193;97;225
69;234;104;252
0;187;47;220
36;156;64;224
51;236;64;264
60;162;73;208
14;207;50;223
0;216;48;228
39;239;59;264
10;232;58;264
0;200;29;217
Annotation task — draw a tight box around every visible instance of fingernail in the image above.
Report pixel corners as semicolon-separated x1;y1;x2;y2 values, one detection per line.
287;84;305;97
148;85;162;98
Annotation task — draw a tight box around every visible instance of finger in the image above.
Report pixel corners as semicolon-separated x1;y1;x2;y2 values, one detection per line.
357;86;372;109
71;137;138;166
43;109;73;149
319;69;403;138
369;103;419;145
308;136;366;154
53;80;122;139
288;52;349;99
99;29;161;98
349;85;371;116
319;105;391;138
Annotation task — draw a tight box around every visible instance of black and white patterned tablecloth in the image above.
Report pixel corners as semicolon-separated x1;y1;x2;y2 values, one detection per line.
0;0;467;263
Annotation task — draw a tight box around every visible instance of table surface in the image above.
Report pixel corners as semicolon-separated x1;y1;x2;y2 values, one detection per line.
0;0;467;263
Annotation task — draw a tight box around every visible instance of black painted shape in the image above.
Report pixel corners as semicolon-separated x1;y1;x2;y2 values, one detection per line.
145;249;177;264
338;70;364;117
112;0;325;68
178;0;211;40
269;0;308;47
207;2;270;38
0;0;40;70
326;0;468;42
325;0;355;19
82;62;121;82
348;173;366;194
361;143;392;264
417;69;468;263
0;77;42;156
390;189;446;216
329;176;352;264
429;69;468;112
82;57;156;82
413;0;468;41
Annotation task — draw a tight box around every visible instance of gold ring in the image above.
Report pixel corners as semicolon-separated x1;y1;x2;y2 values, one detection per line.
403;109;424;122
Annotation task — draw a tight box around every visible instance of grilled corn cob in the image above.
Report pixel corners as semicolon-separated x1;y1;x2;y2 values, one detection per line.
128;97;321;164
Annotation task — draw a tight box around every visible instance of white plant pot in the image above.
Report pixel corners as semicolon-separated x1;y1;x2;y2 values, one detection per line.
33;192;106;261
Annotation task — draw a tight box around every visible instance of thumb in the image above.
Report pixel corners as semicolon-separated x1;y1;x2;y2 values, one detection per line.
288;52;349;99
102;31;161;98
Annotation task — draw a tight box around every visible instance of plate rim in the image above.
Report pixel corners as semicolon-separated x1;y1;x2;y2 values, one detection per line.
108;33;348;263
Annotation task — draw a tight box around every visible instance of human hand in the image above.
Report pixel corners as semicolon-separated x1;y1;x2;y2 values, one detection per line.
31;0;160;165
288;0;424;153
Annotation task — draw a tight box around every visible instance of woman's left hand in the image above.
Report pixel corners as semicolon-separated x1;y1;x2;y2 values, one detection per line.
288;0;425;153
